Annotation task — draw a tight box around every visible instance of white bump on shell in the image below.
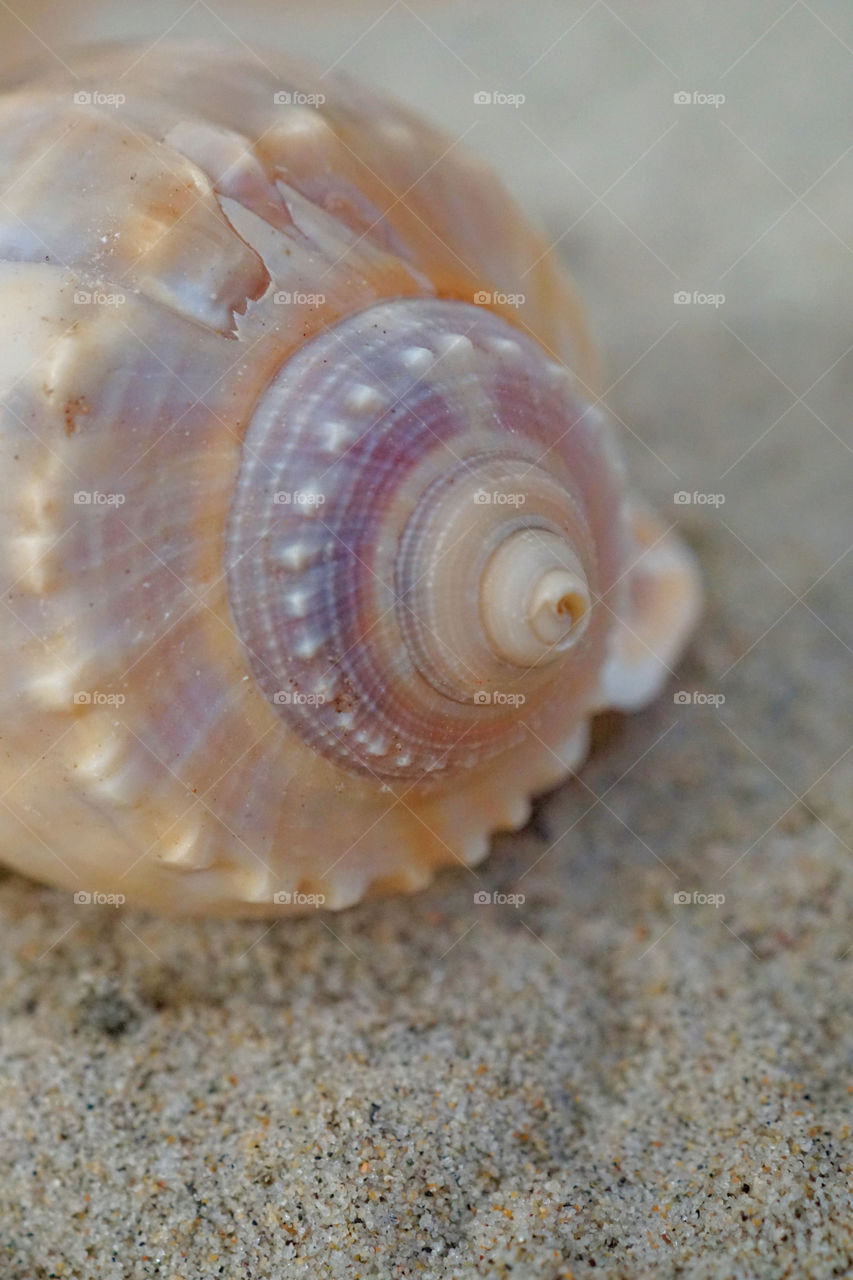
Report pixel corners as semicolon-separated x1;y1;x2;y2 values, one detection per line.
296;489;325;517
10;534;53;591
321;420;353;453
284;588;310;618
545;360;571;383
488;336;520;358
277;542;314;570
345;384;385;415
78;736;125;785
293;633;323;660
401;345;434;373
29;668;78;711
435;333;474;359
157;820;206;868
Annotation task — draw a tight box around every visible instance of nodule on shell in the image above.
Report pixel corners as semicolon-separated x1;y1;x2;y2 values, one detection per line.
0;43;701;915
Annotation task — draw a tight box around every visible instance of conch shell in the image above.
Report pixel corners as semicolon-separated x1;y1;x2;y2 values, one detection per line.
0;44;700;914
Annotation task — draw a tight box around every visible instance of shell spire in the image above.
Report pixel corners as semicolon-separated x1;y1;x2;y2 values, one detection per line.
226;298;620;782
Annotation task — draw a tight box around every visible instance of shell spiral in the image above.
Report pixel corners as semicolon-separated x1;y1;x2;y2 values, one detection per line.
226;298;616;781
0;43;700;914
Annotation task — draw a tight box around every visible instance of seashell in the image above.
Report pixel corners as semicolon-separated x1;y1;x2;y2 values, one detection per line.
0;43;700;915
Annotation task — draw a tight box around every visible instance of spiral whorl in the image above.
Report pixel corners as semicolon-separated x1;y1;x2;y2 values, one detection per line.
481;530;591;667
226;299;625;781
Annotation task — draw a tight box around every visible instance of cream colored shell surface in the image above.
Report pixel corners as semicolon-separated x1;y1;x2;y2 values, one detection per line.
0;45;700;914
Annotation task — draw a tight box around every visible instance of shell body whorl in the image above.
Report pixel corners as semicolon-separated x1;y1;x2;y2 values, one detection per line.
0;43;701;914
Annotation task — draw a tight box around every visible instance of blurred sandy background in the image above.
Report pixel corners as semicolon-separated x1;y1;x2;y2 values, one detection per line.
1;2;851;1277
